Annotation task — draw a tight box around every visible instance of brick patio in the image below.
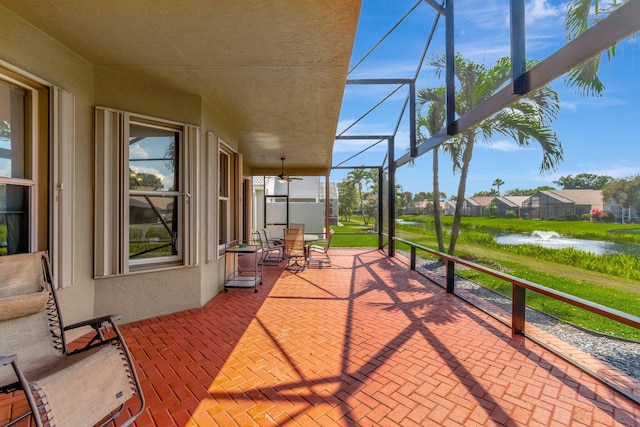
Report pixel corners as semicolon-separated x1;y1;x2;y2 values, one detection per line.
2;248;639;426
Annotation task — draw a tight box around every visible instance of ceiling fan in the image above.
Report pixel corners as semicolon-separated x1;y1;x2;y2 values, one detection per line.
277;157;303;183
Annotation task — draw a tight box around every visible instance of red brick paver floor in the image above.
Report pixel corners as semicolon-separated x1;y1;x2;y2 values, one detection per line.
2;249;639;426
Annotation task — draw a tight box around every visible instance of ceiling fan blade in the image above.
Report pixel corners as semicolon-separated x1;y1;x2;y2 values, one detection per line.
277;157;302;181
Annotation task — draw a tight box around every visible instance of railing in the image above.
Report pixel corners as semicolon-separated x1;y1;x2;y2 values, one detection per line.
391;236;640;403
393;236;640;334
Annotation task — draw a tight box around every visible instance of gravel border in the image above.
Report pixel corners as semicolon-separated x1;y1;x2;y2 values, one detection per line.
398;251;640;381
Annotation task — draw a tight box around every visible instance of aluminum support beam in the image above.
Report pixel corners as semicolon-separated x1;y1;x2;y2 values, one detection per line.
396;0;640;169
336;135;393;140
457;0;640;135
445;0;456;135
387;137;395;256
422;0;446;16
510;0;527;95
409;81;417;158
346;78;414;85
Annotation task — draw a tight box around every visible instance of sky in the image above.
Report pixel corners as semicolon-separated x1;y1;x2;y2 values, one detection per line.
330;0;640;199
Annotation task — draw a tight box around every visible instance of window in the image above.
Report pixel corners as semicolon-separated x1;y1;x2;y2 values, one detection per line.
0;64;75;287
0;69;49;257
128;122;180;265
95;108;199;276
219;149;230;247
0;79;30;255
217;141;242;257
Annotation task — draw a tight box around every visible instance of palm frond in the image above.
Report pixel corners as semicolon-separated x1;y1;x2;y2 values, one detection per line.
565;0;592;40
564;55;605;97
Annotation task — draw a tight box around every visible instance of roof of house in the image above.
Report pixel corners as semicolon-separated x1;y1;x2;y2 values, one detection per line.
468;196;495;207
495;196;529;207
546;190;602;205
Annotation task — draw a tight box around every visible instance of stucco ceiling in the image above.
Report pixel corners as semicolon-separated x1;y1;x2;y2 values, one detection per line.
1;0;361;176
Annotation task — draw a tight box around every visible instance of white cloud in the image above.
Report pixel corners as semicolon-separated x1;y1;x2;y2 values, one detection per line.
130;144;149;159
525;0;565;26
479;139;532;152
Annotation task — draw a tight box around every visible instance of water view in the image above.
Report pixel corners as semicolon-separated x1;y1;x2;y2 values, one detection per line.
495;230;640;256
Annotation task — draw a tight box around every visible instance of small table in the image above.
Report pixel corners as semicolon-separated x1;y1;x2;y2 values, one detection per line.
304;234;319;244
303;234;320;260
224;243;262;292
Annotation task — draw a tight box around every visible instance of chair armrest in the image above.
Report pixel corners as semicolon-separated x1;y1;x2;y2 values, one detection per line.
63;314;122;331
0;354;17;367
0;354;29;396
64;314;125;355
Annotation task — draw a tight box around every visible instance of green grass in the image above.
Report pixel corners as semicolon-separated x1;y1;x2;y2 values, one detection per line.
331;218;379;247
335;216;640;341
456;260;640;341
404;215;640;244
0;224;6;256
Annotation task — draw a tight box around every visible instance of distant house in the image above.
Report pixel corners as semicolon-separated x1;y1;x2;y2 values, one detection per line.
461;196;494;216
493;196;528;217
444;200;456;216
521;190;603;220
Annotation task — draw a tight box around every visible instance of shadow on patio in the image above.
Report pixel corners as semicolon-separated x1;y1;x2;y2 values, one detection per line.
3;249;639;426
122;248;640;426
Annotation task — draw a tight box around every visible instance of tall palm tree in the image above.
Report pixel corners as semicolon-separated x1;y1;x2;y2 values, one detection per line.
416;87;448;254
346;168;375;222
492;178;505;196
430;53;563;255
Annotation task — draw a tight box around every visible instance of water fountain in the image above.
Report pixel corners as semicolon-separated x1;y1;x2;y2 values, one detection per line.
531;230;560;240
494;230;635;255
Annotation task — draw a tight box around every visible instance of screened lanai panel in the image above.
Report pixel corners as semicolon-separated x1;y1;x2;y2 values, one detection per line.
381;169;389;250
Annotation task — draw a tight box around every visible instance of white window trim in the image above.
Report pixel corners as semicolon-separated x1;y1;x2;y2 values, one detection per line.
94;107;199;277
51;87;75;287
217;139;232;259
206;132;217;263
0;64;74;288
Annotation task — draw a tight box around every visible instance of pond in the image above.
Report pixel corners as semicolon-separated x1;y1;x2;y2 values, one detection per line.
495;231;640;256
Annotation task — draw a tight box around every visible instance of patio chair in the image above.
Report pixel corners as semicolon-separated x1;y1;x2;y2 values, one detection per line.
257;228;283;265
307;229;334;268
289;223;304;231
283;228;306;271
0;251;144;427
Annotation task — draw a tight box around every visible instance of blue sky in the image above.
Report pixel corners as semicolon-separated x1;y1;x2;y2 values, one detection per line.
331;0;640;198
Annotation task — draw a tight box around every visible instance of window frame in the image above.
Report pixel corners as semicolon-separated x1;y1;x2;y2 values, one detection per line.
217;140;233;258
126;118;183;269
0;70;39;255
95;107;199;277
0;61;75;288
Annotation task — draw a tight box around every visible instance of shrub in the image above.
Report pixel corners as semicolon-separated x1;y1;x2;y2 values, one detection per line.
504;210;517;219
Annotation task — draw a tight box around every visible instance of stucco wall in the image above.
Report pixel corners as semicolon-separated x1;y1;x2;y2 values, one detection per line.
0;6;240;324
199;100;239;305
0;6;96;325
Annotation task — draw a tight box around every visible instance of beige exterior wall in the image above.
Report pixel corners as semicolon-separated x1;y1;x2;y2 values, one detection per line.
0;6;237;323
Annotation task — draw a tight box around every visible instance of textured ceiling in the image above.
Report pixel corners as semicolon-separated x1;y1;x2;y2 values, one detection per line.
2;0;361;175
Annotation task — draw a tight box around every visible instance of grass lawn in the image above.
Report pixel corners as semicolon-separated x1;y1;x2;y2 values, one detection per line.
332;216;640;340
330;218;379;248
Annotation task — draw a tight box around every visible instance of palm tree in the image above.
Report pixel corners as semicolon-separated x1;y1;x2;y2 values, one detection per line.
416;87;448;253
492;178;505;196
346;168;375;223
429;53;563;255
